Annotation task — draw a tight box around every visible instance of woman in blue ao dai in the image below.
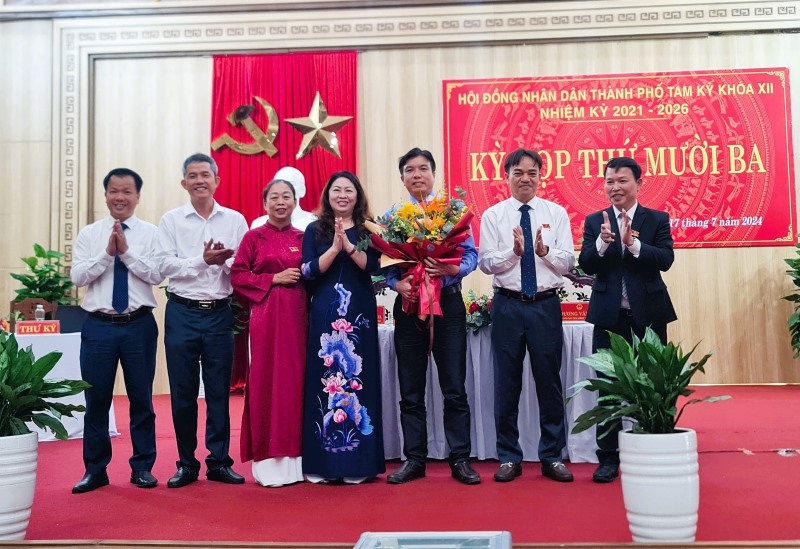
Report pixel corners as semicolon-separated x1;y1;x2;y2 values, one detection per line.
301;171;384;483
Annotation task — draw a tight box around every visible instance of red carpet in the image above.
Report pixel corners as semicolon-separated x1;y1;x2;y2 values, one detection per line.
27;386;800;544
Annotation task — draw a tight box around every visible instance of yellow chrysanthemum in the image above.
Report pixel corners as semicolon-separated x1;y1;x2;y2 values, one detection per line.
396;201;419;221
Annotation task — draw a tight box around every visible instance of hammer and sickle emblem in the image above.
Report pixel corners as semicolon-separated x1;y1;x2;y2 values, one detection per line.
211;96;279;156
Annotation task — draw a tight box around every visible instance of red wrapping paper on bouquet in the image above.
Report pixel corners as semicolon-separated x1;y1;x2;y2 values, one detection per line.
369;211;474;320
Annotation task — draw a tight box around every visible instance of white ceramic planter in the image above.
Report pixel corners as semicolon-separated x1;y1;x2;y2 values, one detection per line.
619;428;699;543
0;432;38;540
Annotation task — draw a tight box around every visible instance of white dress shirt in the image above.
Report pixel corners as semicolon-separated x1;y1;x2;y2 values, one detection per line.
71;215;162;314
478;196;575;292
597;202;642;258
155;201;248;300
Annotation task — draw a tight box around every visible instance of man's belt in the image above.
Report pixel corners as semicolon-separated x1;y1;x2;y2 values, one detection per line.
495;287;558;303
441;282;462;296
90;307;152;324
169;294;231;310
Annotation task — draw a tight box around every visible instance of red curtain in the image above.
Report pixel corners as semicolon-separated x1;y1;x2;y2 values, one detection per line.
211;51;358;224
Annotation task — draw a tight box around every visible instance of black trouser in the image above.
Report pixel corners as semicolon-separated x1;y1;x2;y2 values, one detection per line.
491;292;566;464
80;311;158;474
393;289;471;465
164;300;235;473
592;311;667;465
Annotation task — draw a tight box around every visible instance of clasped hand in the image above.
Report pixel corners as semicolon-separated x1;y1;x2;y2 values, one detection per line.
106;219;129;256
330;217;356;256
273;267;301;285
396;258;458;302
203;239;235;265
601;210;634;247
513;225;549;257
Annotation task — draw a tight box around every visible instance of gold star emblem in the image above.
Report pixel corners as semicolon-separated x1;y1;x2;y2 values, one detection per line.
285;91;353;159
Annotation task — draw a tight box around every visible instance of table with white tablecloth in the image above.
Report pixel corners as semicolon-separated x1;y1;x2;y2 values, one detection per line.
378;321;599;463
16;333;118;442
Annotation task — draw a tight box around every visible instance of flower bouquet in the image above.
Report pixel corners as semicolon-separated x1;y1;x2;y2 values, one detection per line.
464;290;492;334
366;189;473;320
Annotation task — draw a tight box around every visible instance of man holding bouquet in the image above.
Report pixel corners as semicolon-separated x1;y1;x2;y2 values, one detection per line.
478;148;576;483
385;147;481;485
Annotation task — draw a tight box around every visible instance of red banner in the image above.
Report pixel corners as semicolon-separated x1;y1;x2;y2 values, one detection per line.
443;68;796;248
211;52;358;225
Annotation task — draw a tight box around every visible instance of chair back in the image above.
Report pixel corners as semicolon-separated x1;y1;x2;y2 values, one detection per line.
10;298;58;323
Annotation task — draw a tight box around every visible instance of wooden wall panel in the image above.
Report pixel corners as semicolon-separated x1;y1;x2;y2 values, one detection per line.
92;56;213;395
2;15;800;388
0;20;54;325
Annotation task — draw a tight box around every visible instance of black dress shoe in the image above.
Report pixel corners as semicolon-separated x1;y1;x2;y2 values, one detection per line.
72;471;109;494
386;461;425;484
494;462;522;482
167;467;199;488
207;466;245;484
541;460;574;482
130;470;158;488
451;460;481;485
593;463;619;483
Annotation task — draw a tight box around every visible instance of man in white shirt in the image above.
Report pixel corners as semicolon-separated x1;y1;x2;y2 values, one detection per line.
250;166;317;231
478;148;575;484
155;153;249;488
71;168;163;493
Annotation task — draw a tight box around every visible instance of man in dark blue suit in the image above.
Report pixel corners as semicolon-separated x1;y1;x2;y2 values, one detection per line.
578;156;677;483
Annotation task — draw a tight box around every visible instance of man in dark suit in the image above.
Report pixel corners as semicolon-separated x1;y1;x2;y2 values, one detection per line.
578;156;677;483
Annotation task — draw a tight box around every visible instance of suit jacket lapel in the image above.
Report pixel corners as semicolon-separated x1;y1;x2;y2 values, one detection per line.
632;205;647;237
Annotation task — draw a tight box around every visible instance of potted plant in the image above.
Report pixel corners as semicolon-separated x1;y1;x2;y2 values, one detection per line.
10;244;75;305
0;330;90;540
10;244;85;332
570;328;730;543
783;237;800;357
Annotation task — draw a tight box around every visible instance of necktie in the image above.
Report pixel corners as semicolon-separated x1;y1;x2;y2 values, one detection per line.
519;205;537;297
112;223;129;313
618;213;630;305
618;212;627;256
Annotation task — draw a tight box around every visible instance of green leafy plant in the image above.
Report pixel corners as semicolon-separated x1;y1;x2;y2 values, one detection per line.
570;328;729;436
783;237;800;357
10;244;75;305
371;274;389;296
0;331;90;440
231;296;249;336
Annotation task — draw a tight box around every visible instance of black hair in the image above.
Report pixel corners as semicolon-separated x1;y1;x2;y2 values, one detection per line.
503;148;543;174
103;168;143;192
182;153;218;177
314;171;373;243
262;179;296;203
604;157;642;180
398;147;436;175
